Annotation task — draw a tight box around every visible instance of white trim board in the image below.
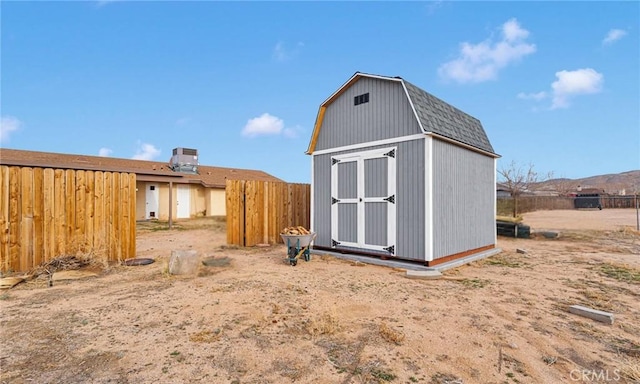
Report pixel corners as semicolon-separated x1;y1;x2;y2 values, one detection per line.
312;134;424;156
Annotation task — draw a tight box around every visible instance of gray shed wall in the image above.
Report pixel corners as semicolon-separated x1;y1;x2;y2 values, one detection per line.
432;139;496;259
315;78;421;151
312;139;425;260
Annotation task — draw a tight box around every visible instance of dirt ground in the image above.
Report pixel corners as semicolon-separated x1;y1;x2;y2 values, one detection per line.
1;209;639;384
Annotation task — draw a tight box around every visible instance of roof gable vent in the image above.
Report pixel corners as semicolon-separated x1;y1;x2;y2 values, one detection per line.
170;147;199;174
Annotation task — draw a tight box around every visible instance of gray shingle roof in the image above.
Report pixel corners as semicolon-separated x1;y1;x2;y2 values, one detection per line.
402;80;495;154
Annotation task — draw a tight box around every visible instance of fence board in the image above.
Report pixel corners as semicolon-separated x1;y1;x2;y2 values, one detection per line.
120;172;130;259
8;167;20;272
0;167;136;273
104;172;113;261
226;180;311;247
129;173;137;258
85;171;94;252
94;171;105;253
20;167;34;272
0;167;9;271
43;168;55;262
75;170;86;251
33;168;44;267
65;170;75;250
112;172;121;261
54;169;66;256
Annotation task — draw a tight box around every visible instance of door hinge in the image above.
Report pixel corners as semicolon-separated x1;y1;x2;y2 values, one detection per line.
383;245;395;254
332;158;341;165
332;239;340;247
384;149;395;158
383;195;395;204
331;197;340;205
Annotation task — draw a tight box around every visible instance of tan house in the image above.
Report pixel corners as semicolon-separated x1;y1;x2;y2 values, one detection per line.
0;147;282;220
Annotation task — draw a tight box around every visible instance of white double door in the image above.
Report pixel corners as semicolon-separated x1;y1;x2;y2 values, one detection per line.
330;147;396;255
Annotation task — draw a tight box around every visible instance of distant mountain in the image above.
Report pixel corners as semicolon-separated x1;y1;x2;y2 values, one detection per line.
535;170;640;195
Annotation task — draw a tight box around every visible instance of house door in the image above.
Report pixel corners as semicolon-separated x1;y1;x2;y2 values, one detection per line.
330;147;396;255
145;184;159;219
176;184;190;219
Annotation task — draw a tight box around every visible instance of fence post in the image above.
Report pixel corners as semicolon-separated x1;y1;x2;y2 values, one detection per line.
633;192;640;231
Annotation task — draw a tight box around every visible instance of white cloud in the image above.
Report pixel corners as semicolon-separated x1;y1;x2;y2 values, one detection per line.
551;68;603;109
438;18;536;83
98;147;113;157
272;41;304;62
602;29;627;45
132;143;161;161
0;116;22;143
517;91;547;101
242;113;284;137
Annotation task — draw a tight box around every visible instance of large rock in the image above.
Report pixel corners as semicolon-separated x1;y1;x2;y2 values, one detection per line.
169;250;199;275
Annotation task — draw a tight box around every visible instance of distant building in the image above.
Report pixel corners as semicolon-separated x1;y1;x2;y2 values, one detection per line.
0;147;282;220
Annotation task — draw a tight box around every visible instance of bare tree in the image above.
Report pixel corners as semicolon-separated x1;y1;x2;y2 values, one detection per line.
548;177;578;196
498;161;552;217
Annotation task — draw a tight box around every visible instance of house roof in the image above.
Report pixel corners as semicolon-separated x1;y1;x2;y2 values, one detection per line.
307;72;497;156
0;148;283;188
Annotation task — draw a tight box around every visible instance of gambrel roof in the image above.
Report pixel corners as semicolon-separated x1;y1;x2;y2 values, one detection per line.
307;72;497;156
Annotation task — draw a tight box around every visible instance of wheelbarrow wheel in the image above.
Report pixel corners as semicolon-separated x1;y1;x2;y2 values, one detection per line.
290;259;297;266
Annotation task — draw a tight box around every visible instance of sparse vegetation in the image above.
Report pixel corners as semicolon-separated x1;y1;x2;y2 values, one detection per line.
2;212;638;383
379;322;405;345
190;329;223;343
304;311;341;336
599;263;640;283
457;278;491;288
484;254;525;268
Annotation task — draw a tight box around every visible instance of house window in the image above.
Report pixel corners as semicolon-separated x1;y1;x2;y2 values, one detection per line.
354;93;369;106
150;186;155;191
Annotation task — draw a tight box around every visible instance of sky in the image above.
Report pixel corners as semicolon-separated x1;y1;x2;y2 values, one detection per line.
1;1;639;183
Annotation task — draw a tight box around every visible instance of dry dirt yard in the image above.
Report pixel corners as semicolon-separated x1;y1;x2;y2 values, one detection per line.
1;209;639;384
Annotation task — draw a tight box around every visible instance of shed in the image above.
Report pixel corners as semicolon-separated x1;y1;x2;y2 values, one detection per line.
306;72;499;266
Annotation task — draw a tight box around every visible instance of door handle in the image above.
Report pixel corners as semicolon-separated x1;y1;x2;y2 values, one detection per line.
359;198;362;202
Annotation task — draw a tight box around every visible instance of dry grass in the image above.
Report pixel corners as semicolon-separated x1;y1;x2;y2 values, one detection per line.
457;278;491;289
599;263;640;284
189;328;223;343
579;289;616;312
483;254;525;268
430;372;463;384
137;216;226;233
617;356;640;382
304;310;341;336
379;322;405;345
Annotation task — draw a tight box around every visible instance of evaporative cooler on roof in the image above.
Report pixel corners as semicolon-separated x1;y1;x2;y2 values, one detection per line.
170;147;199;174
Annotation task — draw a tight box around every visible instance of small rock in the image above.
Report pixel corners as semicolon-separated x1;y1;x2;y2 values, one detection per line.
508;342;518;349
516;248;527;254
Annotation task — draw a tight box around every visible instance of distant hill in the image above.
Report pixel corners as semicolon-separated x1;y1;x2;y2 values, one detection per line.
535;170;640;195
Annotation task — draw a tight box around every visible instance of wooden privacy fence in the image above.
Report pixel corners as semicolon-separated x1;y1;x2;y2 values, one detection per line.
226;180;310;247
0;166;136;273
